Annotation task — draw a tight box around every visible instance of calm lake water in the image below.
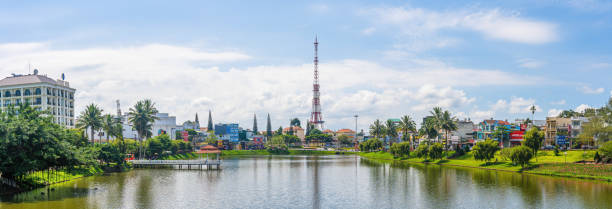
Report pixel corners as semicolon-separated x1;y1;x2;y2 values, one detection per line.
1;155;612;209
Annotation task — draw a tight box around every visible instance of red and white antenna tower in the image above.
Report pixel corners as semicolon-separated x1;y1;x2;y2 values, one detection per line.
310;36;324;130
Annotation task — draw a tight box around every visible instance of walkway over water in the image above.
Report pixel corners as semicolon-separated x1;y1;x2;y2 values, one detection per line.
131;160;221;170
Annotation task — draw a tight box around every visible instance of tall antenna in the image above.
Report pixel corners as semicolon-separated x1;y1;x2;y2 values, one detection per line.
310;35;324;130
116;100;122;121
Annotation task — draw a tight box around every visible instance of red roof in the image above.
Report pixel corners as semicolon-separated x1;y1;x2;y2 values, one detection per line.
323;129;334;133
336;129;354;133
283;126;304;131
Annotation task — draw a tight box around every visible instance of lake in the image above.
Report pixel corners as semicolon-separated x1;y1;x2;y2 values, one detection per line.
1;155;612;209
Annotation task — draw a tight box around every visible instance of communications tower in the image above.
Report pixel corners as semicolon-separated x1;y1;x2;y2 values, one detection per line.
310;36;324;130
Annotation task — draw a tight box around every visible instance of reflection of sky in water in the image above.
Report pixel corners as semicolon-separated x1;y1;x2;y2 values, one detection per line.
1;155;612;209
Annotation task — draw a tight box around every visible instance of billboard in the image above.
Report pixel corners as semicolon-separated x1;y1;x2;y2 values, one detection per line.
510;131;525;141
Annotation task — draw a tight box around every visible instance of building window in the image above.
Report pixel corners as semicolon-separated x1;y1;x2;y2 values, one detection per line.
4;91;10;97
35;97;42;105
15;90;21;96
35;88;41;95
24;89;31;96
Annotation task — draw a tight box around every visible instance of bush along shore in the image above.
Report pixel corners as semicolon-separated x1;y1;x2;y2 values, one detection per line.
359;149;612;182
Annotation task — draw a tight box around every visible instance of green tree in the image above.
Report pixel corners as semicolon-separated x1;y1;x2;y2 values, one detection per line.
415;144;429;159
290;118;301;127
359;138;383;152
101;114;116;143
338;135;352;147
398;115;417;146
276;126;283;136
266;113;272;137
428;143;444;160
369;119;385;139
523;127;545;162
429;107;444;143
472;139;500;162
385;119;398;143
266;135;288;154
441;110;457;151
206;134;218;145
76;103;103;144
127;99;159;159
419;117;438;141
599;140;612;158
389;142;411;157
510;146;533;168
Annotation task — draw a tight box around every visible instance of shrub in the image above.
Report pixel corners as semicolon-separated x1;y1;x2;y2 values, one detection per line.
510;146;533;168
389;142;411;157
428;143;444;160
359;138;383;152
554;145;560;156
473;139;500;162
598;141;612;158
499;148;512;161
415;144;429;159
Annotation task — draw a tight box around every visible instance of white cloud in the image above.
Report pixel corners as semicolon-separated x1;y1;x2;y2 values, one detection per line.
578;86;604;94
550;99;566;105
309;3;330;13
0;42;550;130
363;7;558;44
575;104;592;113
548;109;562;117
492;97;540;114
517;58;545;69
361;27;376;35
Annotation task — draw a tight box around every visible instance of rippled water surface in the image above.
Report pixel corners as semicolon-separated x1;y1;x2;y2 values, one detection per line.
2;155;612;209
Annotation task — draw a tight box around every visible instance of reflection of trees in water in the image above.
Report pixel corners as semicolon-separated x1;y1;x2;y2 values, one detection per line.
134;172;153;209
0;183;90;203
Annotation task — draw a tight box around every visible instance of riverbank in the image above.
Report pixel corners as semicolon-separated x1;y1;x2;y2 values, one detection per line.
1;164;131;195
161;149;355;160
359;150;612;182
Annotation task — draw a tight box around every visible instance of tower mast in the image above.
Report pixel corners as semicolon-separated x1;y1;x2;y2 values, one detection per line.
310;36;324;130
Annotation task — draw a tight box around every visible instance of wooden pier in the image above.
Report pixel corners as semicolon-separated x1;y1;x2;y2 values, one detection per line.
131;160;221;170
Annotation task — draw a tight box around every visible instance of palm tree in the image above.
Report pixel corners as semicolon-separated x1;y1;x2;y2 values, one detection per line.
102;114;116;143
76;103;103;144
441;110;457;151
399;115;417;148
128;99;159;159
430;107;444;143
369;119;385;139
385;119;398;144
530;105;536;122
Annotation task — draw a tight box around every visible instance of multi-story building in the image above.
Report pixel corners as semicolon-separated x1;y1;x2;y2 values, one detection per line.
215;123;239;142
545;117;572;146
450;119;476;145
0;71;75;127
282;126;305;142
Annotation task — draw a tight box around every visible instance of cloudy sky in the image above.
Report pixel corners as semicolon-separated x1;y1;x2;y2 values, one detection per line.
1;0;611;131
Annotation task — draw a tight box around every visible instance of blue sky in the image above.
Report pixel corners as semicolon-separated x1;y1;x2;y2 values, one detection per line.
0;0;611;131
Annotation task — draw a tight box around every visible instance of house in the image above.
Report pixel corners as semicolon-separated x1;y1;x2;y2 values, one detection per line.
282;126;305;142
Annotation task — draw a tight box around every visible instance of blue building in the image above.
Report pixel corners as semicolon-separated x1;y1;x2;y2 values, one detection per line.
215;123;239;142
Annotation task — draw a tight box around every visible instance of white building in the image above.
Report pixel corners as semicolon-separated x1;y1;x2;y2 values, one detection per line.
121;112;179;140
0;71;75;127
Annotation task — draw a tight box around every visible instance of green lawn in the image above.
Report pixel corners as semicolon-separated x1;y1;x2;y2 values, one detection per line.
21;165;104;188
359;150;608;180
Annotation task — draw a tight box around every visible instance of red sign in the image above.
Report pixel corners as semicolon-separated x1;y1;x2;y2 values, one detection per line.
182;131;189;142
520;124;527;131
510;131;524;141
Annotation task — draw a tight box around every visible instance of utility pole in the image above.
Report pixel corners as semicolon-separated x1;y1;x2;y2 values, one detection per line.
354;114;358;145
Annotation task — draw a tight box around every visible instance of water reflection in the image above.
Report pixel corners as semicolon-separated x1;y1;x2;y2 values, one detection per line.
2;156;612;209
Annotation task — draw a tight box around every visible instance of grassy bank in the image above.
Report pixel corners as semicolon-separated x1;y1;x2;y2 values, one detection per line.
359;150;611;181
14;164;132;190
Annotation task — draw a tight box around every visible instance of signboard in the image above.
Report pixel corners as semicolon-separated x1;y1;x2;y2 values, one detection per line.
520;124;527;131
556;135;568;145
181;131;189;142
510;131;525;141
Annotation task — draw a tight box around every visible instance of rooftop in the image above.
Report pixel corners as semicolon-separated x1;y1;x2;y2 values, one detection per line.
0;73;71;88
